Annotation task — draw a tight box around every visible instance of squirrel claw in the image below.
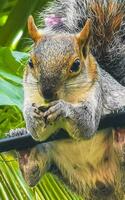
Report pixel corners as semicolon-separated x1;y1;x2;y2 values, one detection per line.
31;103;44;119
44;100;65;123
7;128;28;137
47;111;61;123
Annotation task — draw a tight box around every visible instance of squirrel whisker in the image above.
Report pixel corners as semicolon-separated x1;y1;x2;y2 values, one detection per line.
23;81;39;85
65;80;98;88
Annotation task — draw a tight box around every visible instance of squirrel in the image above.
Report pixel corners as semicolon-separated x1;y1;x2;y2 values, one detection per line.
8;0;125;199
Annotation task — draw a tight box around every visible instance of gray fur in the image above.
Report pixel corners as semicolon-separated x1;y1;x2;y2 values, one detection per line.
23;67;125;140
101;68;125;114
21;0;125;198
42;0;125;85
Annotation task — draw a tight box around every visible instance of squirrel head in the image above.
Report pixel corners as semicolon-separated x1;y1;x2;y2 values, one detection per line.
27;16;97;103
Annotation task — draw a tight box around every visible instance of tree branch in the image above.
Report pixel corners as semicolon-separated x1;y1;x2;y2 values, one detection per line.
0;107;125;153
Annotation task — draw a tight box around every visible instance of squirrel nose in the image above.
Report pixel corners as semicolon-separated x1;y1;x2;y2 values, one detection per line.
42;89;55;101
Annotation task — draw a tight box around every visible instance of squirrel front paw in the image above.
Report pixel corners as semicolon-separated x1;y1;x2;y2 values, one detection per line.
24;103;57;141
23;103;45;139
31;103;46;119
44;100;68;123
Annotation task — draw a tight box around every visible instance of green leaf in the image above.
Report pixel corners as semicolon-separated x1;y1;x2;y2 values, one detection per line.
0;47;28;109
0;106;25;138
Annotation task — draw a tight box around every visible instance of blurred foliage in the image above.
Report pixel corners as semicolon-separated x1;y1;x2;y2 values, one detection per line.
0;0;48;50
0;0;82;199
0;47;28;138
0;47;28;109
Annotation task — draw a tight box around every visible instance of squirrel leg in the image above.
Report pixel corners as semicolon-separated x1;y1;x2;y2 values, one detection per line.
8;128;51;187
18;144;51;187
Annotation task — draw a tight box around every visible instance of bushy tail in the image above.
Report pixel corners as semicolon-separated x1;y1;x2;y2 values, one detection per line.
41;0;125;85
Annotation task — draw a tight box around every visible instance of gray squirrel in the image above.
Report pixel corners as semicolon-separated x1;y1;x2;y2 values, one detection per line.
9;0;125;199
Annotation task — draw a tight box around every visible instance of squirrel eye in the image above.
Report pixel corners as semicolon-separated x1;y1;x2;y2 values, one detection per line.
70;59;80;73
28;59;34;68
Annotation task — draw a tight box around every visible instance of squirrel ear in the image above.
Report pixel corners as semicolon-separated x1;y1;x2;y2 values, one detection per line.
76;19;92;57
28;15;43;42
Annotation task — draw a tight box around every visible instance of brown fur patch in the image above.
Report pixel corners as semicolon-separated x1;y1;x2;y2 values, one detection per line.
51;129;119;193
87;54;98;81
91;1;124;42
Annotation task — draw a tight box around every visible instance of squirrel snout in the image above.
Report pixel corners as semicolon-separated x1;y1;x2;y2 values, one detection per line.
42;88;57;101
39;74;60;101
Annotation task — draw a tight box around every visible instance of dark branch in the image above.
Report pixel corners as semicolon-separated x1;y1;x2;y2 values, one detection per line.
0;107;125;153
